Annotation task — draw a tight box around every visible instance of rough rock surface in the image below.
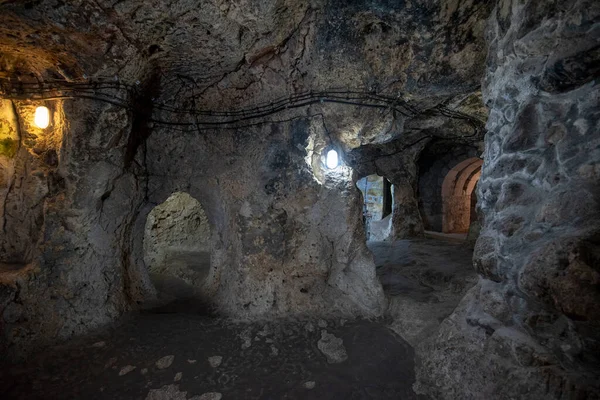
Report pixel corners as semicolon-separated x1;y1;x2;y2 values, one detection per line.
155;355;175;370
119;365;137;376
0;0;496;357
207;356;222;368
3;3;597;400
138;117;386;319
0;82;390;358
415;1;600;399
145;384;190;400
196;393;222;400
317;330;348;364
348;129;483;239
0;0;493;107
0;96;146;357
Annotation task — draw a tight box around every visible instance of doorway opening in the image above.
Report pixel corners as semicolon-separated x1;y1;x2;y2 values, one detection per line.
356;174;393;241
143;192;213;306
441;157;482;234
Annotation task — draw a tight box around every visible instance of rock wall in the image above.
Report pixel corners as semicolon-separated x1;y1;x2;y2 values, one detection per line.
0;0;504;362
0;96;146;358
415;1;600;398
348;135;428;239
0;99;387;357
136;116;386;319
0;100;59;265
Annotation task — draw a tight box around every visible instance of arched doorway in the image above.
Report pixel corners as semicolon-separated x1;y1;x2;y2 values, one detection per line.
143;192;213;303
416;141;480;233
441;158;482;233
356;174;393;241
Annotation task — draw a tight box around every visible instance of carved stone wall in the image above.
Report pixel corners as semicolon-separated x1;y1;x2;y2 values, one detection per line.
139;117;386;319
415;1;600;398
0;97;147;358
441;157;482;233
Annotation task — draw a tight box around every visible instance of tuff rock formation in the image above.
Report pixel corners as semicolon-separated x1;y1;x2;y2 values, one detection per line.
0;0;598;399
415;1;600;398
0;0;491;358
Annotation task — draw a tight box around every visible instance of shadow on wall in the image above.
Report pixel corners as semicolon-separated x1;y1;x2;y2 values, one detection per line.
142;192;214;308
441;157;482;234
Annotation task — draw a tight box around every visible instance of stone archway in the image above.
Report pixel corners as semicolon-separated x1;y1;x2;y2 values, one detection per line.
143;191;213;303
441;157;482;233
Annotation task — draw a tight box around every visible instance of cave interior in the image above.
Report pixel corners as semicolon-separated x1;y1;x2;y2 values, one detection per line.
0;1;599;399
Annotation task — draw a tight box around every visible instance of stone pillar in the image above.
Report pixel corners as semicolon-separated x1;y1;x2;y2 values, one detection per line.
372;146;425;239
390;175;424;239
415;1;600;398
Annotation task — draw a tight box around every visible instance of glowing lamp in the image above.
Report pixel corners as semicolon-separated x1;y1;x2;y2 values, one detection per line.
34;106;50;129
326;149;339;169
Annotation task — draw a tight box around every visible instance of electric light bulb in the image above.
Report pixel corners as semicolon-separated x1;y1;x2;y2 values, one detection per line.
34;106;50;129
326;149;339;169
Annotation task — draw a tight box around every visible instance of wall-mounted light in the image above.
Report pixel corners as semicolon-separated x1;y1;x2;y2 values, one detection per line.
34;106;50;129
326;149;339;169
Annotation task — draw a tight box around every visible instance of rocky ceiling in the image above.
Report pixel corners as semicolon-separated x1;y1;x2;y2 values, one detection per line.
0;0;492;148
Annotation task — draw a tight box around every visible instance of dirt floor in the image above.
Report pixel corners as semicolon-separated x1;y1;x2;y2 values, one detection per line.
0;310;428;400
0;238;475;400
371;238;477;347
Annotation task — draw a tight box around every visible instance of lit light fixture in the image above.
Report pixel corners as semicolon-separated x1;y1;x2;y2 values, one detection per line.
34;106;50;129
326;149;339;169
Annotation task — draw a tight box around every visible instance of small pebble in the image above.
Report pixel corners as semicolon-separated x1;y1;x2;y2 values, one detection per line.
197;392;222;400
187;359;197;364
304;381;316;389
92;341;106;348
174;372;182;382
118;365;136;376
270;345;279;356
208;356;222;368
155;355;175;369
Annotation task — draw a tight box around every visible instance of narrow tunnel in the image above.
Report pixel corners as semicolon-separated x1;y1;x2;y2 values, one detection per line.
356;161;479;350
441;157;482;234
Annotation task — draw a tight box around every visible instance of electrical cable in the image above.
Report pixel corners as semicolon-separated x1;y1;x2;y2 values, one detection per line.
0;79;486;133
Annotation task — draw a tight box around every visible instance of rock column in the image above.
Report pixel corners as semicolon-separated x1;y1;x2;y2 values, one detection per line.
415;1;600;398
